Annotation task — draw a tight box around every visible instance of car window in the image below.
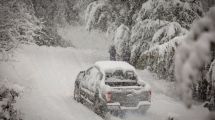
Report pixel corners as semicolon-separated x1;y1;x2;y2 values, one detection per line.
112;70;124;79
81;67;92;88
87;67;103;90
86;67;93;75
105;70;138;86
125;71;137;80
88;67;100;87
105;70;137;80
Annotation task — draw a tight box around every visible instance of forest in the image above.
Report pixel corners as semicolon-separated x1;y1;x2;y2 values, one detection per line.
1;0;215;120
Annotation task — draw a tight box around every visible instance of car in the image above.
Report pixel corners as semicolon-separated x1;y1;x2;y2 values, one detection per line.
73;61;151;117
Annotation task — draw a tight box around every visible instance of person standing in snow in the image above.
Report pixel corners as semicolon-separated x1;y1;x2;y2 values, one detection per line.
109;45;116;61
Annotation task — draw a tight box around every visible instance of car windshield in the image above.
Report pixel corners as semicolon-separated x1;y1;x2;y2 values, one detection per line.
105;70;138;86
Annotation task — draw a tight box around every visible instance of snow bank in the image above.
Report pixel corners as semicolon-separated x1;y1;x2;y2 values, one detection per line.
126;70;208;120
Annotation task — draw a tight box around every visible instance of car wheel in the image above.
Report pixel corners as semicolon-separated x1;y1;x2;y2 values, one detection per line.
93;97;107;118
93;97;101;114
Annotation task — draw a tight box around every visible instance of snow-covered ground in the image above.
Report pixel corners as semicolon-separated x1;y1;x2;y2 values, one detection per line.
0;26;210;120
0;44;209;120
0;45;107;120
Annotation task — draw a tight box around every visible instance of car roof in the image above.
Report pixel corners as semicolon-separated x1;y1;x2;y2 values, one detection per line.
94;61;135;73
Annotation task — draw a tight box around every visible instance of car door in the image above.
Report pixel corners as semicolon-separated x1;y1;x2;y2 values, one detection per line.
80;67;92;98
87;67;103;101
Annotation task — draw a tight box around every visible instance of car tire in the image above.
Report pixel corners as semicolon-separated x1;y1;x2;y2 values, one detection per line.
93;97;107;118
93;97;101;114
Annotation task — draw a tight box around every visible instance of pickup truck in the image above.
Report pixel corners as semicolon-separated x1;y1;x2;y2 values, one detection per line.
73;61;151;117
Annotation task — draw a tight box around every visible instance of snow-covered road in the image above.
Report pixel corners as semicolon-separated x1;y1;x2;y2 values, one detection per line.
0;45;209;120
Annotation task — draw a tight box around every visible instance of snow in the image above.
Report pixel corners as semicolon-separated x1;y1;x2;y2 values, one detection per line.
0;43;210;120
58;26;110;51
0;21;210;119
112;24;130;61
136;70;208;120
95;61;135;73
0;45;107;120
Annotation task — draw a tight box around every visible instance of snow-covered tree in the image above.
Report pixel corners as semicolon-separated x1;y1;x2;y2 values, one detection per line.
0;0;75;53
107;0;203;82
151;22;187;46
111;24;131;62
84;0;146;32
175;7;215;112
85;1;112;32
0;0;43;55
137;0;204;29
32;0;80;26
138;36;185;80
129;19;187;67
129;19;169;65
